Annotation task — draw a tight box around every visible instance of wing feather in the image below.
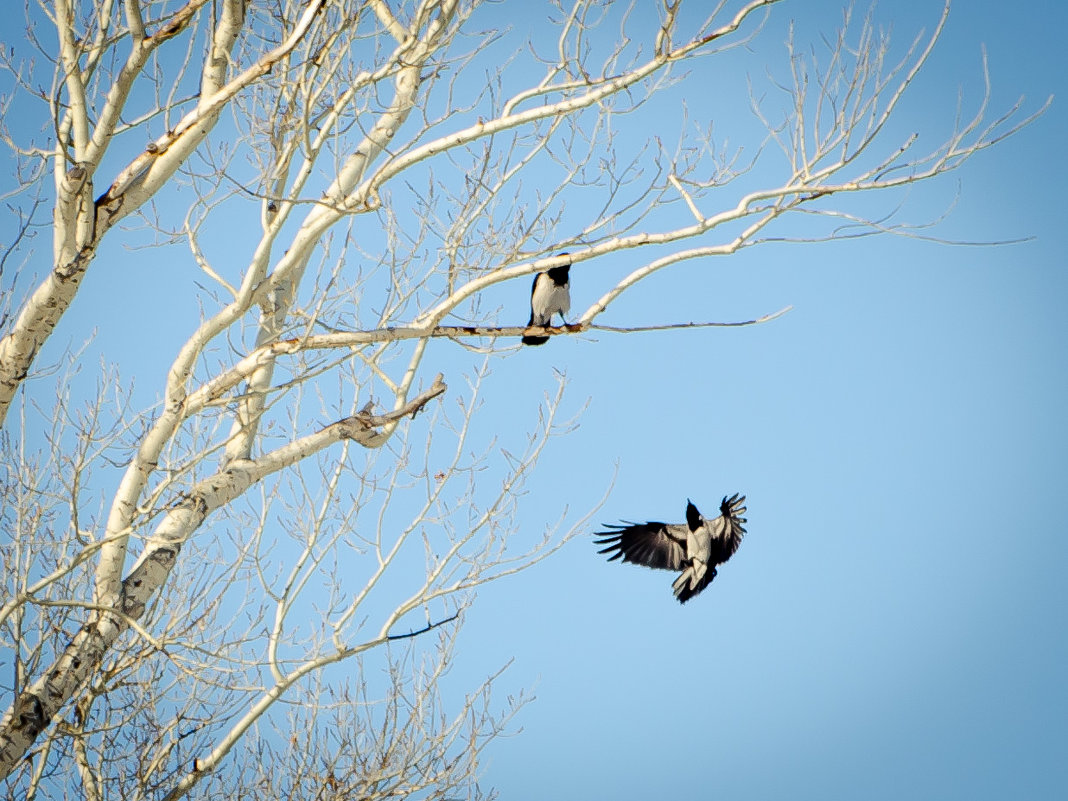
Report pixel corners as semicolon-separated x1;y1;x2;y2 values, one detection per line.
594;521;687;571
707;493;747;565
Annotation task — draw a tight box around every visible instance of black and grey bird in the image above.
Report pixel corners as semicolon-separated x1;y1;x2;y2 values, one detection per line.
521;253;571;346
594;494;747;603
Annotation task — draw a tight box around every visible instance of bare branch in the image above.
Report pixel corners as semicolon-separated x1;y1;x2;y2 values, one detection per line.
386;613;461;641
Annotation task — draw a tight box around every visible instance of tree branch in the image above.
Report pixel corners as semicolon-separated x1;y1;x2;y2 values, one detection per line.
386;613;461;641
0;375;447;777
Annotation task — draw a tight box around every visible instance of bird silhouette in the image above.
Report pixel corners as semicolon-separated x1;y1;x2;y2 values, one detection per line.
594;494;747;603
522;253;571;345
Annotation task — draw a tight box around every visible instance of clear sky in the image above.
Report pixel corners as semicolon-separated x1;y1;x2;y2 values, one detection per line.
5;1;1066;798
458;2;1068;799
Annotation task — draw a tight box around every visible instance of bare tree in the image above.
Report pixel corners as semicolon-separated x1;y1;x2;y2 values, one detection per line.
0;0;1044;797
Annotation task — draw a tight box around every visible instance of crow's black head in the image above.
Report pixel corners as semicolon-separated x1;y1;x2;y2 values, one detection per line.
546;258;570;286
685;499;702;532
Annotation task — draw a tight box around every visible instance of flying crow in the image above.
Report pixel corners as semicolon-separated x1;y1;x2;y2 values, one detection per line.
595;494;747;603
522;253;571;346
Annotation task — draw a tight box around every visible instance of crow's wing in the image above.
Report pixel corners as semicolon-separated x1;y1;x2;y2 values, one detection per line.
594;521;687;571
528;272;548;325
707;493;747;565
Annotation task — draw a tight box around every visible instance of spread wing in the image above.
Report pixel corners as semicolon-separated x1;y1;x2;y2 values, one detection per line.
594;520;687;571
707;493;747;565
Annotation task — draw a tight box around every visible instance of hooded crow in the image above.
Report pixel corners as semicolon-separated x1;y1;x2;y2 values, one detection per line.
521;253;571;346
594;494;747;603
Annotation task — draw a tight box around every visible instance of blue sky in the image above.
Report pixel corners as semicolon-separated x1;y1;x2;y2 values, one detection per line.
459;3;1068;799
4;1;1066;798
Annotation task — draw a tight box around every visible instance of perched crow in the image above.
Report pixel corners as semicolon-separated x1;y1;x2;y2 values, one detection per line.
521;253;571;346
595;494;747;603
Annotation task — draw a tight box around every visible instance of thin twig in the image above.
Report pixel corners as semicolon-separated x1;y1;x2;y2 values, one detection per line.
385;612;461;641
589;305;793;332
